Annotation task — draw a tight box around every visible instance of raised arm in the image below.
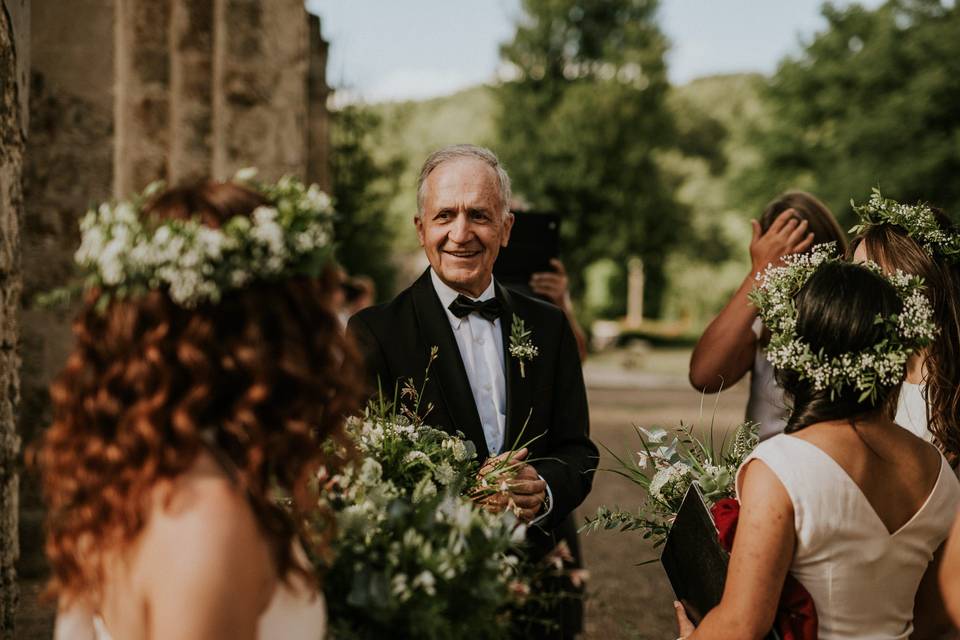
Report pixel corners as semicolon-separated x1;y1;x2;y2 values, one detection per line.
689;211;813;393
678;459;796;640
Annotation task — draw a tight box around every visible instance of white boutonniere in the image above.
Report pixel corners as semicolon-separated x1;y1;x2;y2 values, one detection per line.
508;314;538;378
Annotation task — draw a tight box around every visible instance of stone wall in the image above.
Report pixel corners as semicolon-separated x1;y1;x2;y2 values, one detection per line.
0;0;27;635
213;0;310;182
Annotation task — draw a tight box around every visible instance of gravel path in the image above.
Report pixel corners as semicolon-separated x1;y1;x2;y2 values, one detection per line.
579;379;749;640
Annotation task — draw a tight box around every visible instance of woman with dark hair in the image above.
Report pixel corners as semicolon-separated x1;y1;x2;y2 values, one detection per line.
38;177;364;639
676;257;958;639
690;191;848;439
849;191;960;461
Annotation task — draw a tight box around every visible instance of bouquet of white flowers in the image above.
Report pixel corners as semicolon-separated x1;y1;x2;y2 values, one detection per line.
313;352;534;639
581;419;758;547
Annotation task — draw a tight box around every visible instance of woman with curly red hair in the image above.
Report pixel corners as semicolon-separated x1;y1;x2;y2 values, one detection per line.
36;176;364;639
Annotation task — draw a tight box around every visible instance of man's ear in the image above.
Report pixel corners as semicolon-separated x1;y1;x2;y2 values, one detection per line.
414;214;426;248
500;211;515;247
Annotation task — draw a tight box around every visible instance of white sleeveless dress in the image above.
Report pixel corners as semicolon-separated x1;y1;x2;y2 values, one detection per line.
747;319;789;440
737;434;960;639
53;582;326;639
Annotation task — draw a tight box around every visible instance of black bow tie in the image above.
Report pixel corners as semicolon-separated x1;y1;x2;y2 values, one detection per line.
448;295;504;321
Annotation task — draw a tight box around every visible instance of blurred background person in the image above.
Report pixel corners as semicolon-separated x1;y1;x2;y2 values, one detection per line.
530;258;589;361
850;198;960;464
689;192;847;439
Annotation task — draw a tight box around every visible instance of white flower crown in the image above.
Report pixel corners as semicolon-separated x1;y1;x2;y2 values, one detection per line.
849;188;960;262
748;243;937;403
45;169;335;310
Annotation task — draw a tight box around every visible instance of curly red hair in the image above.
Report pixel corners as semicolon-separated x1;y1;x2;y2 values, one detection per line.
32;181;364;599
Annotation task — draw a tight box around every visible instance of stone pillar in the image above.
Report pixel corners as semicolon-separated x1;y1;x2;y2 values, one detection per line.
114;0;171;196
0;1;27;634
213;0;308;181
306;13;331;192
19;2;115;635
626;256;644;329
169;0;214;183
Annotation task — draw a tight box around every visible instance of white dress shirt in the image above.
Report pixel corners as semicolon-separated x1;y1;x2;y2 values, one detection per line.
430;269;508;455
430;270;553;523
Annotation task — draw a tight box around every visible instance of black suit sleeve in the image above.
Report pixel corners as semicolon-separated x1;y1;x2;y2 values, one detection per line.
531;315;598;530
346;312;391;397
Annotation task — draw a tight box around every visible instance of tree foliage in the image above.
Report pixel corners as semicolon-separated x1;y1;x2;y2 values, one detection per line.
495;0;686;317
330;105;404;299
742;0;960;221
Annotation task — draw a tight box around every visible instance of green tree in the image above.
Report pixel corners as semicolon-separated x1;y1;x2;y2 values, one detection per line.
742;0;960;221
330;105;404;299
495;0;685;318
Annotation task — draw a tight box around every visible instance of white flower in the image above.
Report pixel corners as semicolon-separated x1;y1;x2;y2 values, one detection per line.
638;427;667;443
234;166;258;182
358;458;382;485
412;476;437;503
636;452;649;469
403;450;431;466
412;571;436;595
435;462;456;486
649;462;692;507
63;173;336;309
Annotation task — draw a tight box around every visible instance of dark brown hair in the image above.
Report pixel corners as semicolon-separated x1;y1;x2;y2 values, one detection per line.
850;208;960;459
777;262;904;432
33;181;364;599
761;191;849;254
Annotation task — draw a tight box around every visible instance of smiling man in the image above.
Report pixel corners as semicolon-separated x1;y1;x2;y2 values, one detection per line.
347;144;597;638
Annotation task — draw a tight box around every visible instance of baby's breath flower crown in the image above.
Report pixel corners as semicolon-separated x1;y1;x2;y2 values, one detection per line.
47;169;335;311
748;243;937;403
849;188;960;262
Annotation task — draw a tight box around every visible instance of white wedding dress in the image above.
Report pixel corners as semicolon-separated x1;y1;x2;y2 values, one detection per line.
738;434;960;639
54;579;326;639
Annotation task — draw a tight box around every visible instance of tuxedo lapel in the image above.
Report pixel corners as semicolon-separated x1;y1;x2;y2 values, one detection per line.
411;270;490;459
496;283;533;450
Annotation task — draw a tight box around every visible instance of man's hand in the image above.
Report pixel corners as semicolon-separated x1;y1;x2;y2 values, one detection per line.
750;208;815;274
530;258;572;310
476;448;547;522
508;463;547;522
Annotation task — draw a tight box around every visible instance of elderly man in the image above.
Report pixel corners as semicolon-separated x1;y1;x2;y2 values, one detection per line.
347;144;597;638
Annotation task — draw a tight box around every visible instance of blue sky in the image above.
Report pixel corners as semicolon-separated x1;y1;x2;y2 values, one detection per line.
306;0;885;103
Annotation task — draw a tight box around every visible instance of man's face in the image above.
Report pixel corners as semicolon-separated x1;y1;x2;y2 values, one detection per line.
416;158;514;298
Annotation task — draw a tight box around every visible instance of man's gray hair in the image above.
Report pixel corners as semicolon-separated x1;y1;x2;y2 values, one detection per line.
416;144;512;218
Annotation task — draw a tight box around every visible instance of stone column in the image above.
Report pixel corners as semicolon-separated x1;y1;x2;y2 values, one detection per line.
306;13;331;192
114;0;171;196
169;0;214;183
0;0;27;634
19;4;115;635
213;0;308;181
626;256;644;329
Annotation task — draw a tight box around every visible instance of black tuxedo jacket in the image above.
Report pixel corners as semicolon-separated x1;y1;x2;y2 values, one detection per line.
347;269;597;533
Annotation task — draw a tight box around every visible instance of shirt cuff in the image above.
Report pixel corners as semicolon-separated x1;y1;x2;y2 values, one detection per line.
529;474;553;526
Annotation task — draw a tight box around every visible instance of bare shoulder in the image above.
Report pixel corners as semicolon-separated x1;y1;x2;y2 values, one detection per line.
739;457;793;511
136;455;276;604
